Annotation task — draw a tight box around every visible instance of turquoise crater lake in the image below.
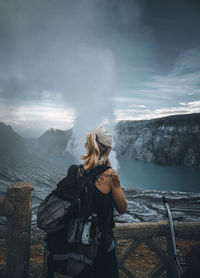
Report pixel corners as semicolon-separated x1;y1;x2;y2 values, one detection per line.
118;159;200;193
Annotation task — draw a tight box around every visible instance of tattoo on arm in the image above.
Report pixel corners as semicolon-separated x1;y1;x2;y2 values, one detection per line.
96;171;120;187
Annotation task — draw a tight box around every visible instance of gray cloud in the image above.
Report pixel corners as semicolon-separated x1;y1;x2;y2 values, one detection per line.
0;0;156;104
115;48;200;107
115;100;200;121
0;0;199;138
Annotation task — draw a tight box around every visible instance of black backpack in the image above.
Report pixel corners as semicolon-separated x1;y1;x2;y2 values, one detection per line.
39;164;111;277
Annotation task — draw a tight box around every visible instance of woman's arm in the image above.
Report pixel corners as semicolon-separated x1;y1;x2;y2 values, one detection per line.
109;170;127;214
102;168;127;214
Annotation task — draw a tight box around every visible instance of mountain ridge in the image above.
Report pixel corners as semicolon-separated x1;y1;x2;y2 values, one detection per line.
1;112;200;166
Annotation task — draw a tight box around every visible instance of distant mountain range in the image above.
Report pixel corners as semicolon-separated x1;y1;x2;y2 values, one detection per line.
0;113;200;166
0;123;30;161
26;128;72;156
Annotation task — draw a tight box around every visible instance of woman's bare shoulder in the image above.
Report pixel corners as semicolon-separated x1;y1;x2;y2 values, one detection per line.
100;168;120;187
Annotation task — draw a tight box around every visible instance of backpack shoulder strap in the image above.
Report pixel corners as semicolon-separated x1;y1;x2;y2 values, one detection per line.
80;164;111;178
67;164;79;177
77;165;111;220
78;164;111;189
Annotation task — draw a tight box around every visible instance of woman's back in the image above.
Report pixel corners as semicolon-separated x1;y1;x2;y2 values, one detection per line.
78;165;115;237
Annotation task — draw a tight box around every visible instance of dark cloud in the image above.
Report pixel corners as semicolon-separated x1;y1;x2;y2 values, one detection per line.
138;0;200;71
0;0;199;137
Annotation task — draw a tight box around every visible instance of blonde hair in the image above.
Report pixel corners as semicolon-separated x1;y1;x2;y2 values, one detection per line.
81;126;112;171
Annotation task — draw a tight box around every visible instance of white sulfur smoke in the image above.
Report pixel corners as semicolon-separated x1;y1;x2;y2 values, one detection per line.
65;45;119;170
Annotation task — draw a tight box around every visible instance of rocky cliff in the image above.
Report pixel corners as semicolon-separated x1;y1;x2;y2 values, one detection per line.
115;113;200;166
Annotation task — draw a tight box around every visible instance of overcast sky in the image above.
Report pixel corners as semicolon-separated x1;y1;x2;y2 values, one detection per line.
0;0;200;137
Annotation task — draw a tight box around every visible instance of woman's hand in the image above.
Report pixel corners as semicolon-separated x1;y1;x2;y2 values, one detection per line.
95;165;127;214
105;158;111;167
99;167;127;214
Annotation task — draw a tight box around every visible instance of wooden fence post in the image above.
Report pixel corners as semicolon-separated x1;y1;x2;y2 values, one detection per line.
0;181;33;278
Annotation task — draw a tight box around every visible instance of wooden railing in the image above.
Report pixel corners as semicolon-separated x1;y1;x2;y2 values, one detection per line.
0;182;33;278
0;181;200;278
114;221;200;278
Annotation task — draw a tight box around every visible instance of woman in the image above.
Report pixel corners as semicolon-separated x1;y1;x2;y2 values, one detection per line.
75;126;127;278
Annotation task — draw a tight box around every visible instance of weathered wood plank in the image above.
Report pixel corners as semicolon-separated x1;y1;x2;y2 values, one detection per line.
0;197;14;216
148;262;167;278
5;181;33;278
145;238;168;261
145;238;176;277
114;221;200;240
120;264;137;278
118;239;142;266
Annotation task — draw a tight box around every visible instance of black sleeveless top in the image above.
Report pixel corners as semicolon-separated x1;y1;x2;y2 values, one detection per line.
93;183;115;232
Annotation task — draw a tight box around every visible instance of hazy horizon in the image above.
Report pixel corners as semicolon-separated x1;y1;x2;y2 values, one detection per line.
1;111;199;139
